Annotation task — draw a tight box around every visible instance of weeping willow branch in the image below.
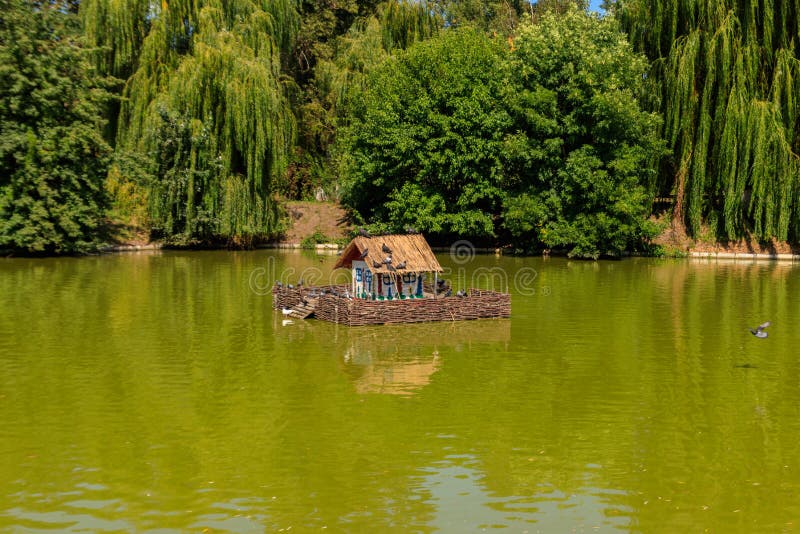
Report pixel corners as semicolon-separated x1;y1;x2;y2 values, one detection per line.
618;0;800;241
315;1;441;116
83;0;300;241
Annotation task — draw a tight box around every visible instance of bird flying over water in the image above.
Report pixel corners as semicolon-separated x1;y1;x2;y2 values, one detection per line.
749;321;771;338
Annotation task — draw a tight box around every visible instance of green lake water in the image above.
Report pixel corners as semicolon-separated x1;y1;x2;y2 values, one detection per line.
2;250;800;532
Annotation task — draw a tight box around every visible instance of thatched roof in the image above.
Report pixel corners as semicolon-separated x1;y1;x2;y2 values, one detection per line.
334;234;443;274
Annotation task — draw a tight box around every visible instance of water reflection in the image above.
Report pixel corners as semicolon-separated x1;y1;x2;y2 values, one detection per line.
415;453;633;532
271;316;511;396
3;252;800;532
343;348;440;396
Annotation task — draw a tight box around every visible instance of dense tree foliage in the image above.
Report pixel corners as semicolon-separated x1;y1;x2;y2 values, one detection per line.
80;0;299;244
616;0;800;241
339;10;664;257
5;0;800;254
292;0;441;198
505;9;665;257
431;0;587;35
0;0;113;253
339;29;514;238
80;0;439;243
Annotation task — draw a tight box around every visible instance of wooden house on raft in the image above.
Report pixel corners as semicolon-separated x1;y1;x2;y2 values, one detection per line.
336;233;442;299
272;234;510;326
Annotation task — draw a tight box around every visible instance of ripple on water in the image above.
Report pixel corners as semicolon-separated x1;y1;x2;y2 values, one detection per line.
2;254;800;532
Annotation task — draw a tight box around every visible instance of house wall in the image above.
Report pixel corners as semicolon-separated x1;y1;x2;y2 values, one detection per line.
352;263;425;298
352;260;368;296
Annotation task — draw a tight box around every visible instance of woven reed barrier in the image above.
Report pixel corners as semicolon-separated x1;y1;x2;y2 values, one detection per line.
273;285;510;325
272;285;348;310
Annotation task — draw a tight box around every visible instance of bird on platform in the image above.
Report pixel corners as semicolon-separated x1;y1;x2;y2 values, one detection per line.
395;261;406;269
444;288;452;297
383;256;393;265
358;227;371;237
749;321;771;338
297;279;304;287
287;284;294;289
387;263;397;272
405;226;418;234
372;260;382;269
275;281;283;288
281;308;293;316
359;248;369;259
456;289;467;297
382;243;392;254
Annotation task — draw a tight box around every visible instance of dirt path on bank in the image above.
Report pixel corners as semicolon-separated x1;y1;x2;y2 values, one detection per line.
281;201;352;243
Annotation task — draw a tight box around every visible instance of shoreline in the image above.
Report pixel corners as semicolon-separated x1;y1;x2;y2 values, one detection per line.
687;251;800;261
93;242;800;261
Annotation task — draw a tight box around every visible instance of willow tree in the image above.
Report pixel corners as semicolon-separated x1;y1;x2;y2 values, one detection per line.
292;0;441;197
81;0;299;243
615;0;800;241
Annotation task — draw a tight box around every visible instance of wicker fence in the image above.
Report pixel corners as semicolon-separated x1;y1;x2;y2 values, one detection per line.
273;285;510;326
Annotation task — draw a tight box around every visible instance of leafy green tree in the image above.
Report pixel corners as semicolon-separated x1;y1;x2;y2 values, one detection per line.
339;12;664;257
338;28;518;238
504;8;665;257
292;0;441;199
432;0;586;35
0;0;113;253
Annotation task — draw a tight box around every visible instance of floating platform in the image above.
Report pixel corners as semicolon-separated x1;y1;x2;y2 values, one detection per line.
273;285;510;326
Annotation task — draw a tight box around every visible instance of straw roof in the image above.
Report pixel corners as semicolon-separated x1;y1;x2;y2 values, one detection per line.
334;234;443;274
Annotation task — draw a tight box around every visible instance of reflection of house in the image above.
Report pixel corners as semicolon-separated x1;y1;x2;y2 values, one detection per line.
338;321;511;395
273;234;510;325
344;351;441;396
